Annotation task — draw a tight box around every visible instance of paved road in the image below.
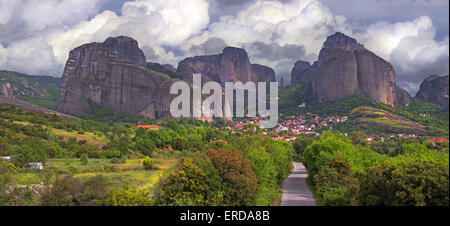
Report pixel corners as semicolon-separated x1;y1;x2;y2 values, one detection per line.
281;162;316;206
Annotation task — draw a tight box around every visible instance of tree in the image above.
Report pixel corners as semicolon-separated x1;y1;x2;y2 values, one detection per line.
80;153;89;165
106;184;153;206
359;160;449;206
39;175;108;206
155;158;210;206
206;148;258;206
12;141;47;168
314;157;359;206
172;136;188;151
293;137;313;161
349;131;367;146
143;157;153;170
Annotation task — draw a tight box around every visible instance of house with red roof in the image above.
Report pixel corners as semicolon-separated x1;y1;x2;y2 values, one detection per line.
132;125;161;130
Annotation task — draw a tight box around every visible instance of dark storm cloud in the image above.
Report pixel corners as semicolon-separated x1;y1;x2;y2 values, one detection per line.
394;53;449;95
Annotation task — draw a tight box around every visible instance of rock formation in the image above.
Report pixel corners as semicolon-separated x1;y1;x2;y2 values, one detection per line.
55;36;177;118
394;85;413;107
302;32;411;106
291;61;316;84
177;47;276;86
416;75;449;109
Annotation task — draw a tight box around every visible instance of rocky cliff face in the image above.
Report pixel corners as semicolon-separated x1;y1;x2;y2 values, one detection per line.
416;75;449;109
54;36;177;118
394;85;413;107
310;32;410;106
177;47;275;86
291;61;316;84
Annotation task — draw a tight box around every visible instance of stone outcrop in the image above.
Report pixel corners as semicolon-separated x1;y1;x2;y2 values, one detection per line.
251;64;276;83
54;36;177;118
416;75;449;109
308;32;410;106
291;61;316;84
177;47;276;86
394;85;413;107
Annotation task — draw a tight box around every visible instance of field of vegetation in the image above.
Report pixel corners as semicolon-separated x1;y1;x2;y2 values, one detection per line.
0;104;294;206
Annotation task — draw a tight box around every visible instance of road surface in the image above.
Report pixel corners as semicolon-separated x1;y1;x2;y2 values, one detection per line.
281;162;316;206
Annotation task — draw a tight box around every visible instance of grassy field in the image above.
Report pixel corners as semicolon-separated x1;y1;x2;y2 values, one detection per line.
351;106;426;133
14;158;178;190
13;120;110;144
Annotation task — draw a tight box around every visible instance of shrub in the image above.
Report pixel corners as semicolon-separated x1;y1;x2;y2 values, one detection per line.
359;159;449;206
106;184;153;206
143;157;153;170
206;148;258;206
80;154;89;165
172;137;188;151
293;137;314;161
39;175;107;206
314;157;359;206
155;158;210;206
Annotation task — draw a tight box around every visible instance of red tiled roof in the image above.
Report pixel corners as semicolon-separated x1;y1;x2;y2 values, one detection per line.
132;125;161;129
426;138;449;143
211;140;228;144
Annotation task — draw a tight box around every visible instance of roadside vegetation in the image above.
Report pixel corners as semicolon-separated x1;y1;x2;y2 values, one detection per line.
294;131;449;206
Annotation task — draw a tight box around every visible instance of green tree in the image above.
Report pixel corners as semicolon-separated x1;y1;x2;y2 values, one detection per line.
80;153;89;165
143;157;153;170
359;160;449;206
349;131;367;146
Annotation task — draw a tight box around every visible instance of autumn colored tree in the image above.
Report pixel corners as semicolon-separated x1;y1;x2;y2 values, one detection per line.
206;148;258;206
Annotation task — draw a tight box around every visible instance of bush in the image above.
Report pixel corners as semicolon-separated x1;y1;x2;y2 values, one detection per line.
143;157;153;170
110;157;126;164
313;157;359;206
106;184;153;206
172;137;188;151
39;175;107;206
155;158;211;206
206;148;258;206
80;154;89;165
293;137;313;161
359;160;449;206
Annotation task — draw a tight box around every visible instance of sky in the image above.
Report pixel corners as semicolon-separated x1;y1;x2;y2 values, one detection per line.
0;0;448;95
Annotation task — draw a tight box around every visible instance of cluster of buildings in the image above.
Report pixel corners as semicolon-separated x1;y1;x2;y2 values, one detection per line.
273;114;348;135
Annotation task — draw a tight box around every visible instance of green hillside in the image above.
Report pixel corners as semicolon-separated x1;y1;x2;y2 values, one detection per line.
0;70;60;109
279;81;449;136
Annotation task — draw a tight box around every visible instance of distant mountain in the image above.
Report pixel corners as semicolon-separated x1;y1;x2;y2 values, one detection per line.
0;70;60;109
290;32;412;107
416;75;449;110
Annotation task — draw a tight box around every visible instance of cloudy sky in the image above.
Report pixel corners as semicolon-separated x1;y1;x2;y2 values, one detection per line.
0;0;448;94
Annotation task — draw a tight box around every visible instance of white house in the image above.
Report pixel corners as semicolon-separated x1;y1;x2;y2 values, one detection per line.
1;156;11;161
28;162;43;170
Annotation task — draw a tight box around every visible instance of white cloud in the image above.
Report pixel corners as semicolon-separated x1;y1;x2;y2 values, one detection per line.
0;0;448;93
354;16;449;94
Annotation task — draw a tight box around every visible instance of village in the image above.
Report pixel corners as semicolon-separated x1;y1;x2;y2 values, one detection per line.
222;113;448;146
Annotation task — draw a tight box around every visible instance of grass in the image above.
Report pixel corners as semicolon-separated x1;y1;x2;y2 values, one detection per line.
351;106;426;133
13;158;178;190
12;120;109;144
